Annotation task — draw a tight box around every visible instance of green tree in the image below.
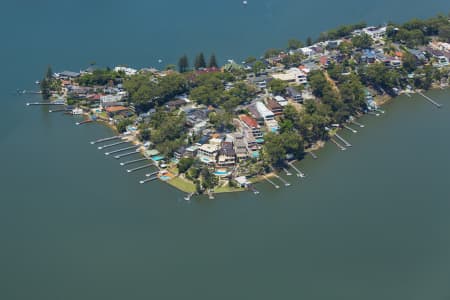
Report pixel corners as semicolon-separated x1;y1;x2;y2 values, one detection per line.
268;79;288;95
252;60;265;76
178;157;195;174
208;53;218;68
402;52;418;73
194;52;206;70
306;36;313;46
351;33;373;49
287;38;303;50
45;65;53;79
178;54;189;73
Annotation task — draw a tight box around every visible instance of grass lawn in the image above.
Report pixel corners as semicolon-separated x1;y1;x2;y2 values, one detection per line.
167;176;196;193
214;185;245;193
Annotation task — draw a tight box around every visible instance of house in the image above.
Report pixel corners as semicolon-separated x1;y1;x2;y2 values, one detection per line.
266;99;283;116
114;66;137;76
255;102;275;121
185;145;199;157
286;86;303;102
247;104;264;125
232;133;248;160
100;94;123;107
165;99;186;110
239;115;263;138
265;119;279;133
274;95;288;107
197;143;219;165
174;146;186;160
58;71;80;80
217;142;236;167
361;49;376;64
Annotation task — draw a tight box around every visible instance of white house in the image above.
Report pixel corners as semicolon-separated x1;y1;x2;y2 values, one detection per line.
114;66;138;76
271;68;307;85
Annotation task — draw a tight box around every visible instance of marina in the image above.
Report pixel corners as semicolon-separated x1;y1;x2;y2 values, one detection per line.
263;176;280;189
139;176;158;184
344;125;357;133
288;161;306;178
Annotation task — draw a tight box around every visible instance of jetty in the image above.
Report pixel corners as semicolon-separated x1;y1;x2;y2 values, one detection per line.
334;133;352;147
120;157;148;166
26;102;64;106
98;141;127;150
309;151;318;159
75;120;93;126
139;176;158;184
344;125;357;133
184;192;195;201
90;136;122;145
275;174;291;187
248;184;260;195
48;109;66;113
368;111;380;116
114;150;139;159
417;91;442;108
288;161;305;178
105;145;138;155
146;171;159;177
127;164;153;173
330;138;346;151
351;120;365;128
264;176;279;189
283;168;292;176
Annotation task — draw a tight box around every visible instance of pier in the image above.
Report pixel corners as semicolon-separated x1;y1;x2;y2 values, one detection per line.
114;150;140;159
26;102;64;106
90;136;121;145
120;157;148;166
75;120;93;126
275;174;291;186
344;125;357;133
368;111;380;116
330;138;346;151
248;184;260;195
264;176;280;189
48;109;66;113
309;151;318;159
105;145;138;155
98;141;127;150
283;168;292;176
417;91;442;108
288;161;306;178
146;171;159;177
351;120;365;128
139;176;158;184
184;192;195;201
127;164;154;173
334;133;352;147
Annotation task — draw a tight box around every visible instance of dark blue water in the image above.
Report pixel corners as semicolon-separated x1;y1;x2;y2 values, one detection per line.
1;1;450;299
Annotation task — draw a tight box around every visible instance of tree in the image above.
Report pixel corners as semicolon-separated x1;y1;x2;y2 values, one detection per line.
351;33;373;49
194;52;206;70
287;38;303;50
178;157;195;174
402;52;418;73
306;36;313;46
252;60;265;76
263;133;286;166
45;65;53;79
264;48;281;59
116;119;133;133
208;53;218;68
268;79;288;95
178;54;189;73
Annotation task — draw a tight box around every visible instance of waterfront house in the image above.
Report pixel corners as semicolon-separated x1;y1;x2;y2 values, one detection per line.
266;98;283;116
58;71;80;80
197;143;219;165
271;68;307;85
100;94;123;107
247;103;264;125
265;119;279;133
174;146;186;160
238;115;263;138
217;142;236;167
232;133;248;160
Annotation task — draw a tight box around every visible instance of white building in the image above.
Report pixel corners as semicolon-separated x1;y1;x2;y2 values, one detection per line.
100;94;123;107
114;66;138;76
255;102;275;121
197;144;219;164
274;95;289;106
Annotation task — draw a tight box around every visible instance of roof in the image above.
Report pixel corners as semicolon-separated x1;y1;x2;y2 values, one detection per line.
105;106;127;113
255;102;274;119
60;71;80;78
239;115;258;128
266;99;282;110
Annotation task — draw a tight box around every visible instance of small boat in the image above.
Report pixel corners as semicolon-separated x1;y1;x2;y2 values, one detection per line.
35;80;40;85
242;0;248;5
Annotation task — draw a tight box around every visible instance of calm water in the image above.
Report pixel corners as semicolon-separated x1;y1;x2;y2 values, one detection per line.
1;1;450;299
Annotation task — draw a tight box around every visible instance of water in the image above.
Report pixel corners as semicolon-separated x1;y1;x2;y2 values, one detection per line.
1;1;450;299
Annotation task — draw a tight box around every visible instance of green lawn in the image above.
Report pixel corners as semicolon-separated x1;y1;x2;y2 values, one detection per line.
167;176;196;193
214;185;245;193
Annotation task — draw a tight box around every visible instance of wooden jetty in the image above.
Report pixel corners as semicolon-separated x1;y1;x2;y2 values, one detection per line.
330;138;346;151
90;136;121;145
264;176;280;189
334;133;352;147
98;141;127;150
417;91;442;108
120;157;148;166
105;145;138;155
127;164;153;173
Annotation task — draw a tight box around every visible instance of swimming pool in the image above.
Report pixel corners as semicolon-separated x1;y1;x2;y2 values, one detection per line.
214;170;231;176
160;175;171;181
152;155;165;161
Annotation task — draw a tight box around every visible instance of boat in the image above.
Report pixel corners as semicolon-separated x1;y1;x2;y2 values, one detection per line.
35;80;40;85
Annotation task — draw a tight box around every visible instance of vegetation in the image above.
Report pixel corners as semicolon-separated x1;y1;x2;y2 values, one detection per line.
77;69;121;86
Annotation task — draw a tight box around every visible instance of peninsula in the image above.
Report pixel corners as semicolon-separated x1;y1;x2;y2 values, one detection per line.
35;14;450;197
